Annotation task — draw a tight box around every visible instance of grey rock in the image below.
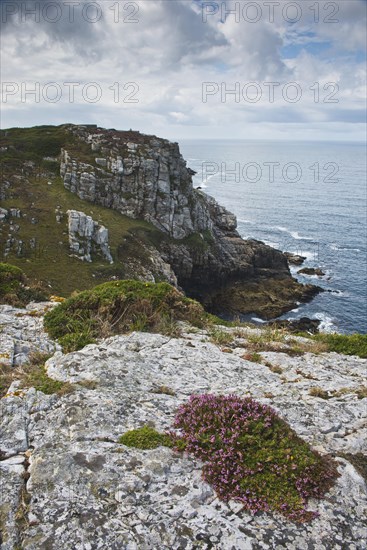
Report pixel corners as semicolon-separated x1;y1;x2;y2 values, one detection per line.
0;318;366;549
67;210;113;264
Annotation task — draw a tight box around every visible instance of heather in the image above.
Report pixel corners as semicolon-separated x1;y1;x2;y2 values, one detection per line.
171;394;339;522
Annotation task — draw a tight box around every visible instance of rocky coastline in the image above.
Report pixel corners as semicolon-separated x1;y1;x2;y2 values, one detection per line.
58;125;322;318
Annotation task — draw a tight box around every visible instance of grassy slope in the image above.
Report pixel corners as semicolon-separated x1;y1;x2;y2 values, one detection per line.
0;126;165;295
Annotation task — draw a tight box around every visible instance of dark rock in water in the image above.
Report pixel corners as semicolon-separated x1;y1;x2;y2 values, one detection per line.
269;317;321;334
203;279;323;320
285;252;306;265
298;267;325;277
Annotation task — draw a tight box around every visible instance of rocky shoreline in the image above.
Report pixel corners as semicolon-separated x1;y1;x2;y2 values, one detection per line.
0;301;366;549
0;125;324;320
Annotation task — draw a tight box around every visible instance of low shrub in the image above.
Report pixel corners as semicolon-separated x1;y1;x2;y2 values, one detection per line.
44;280;207;352
0;263;48;306
171;394;339;522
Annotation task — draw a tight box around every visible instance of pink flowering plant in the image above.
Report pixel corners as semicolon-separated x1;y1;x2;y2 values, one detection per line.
171;394;339;522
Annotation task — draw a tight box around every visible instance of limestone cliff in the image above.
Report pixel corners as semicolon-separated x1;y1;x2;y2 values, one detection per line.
59;125;319;317
0;124;319;317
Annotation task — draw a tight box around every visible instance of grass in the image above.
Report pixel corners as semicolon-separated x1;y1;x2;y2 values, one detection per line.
118;425;173;450
0;262;48;306
209;328;235;346
309;385;367;400
44;280;208;352
171;394;339;523
0;352;72;397
311;333;367;358
0;125;172;296
241;352;263;363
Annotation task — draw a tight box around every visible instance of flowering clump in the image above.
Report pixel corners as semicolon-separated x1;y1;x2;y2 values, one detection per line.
172;394;339;522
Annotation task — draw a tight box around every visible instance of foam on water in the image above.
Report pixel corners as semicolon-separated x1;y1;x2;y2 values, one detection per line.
314;312;338;333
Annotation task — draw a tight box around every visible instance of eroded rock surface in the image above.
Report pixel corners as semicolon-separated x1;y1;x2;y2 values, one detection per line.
67;210;113;264
60;126;318;316
1;319;366;549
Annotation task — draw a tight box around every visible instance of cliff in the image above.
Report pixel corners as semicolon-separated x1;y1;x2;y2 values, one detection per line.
0;124;319;317
0;301;366;549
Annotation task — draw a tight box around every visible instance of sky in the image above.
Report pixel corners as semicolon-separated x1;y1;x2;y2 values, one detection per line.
0;0;366;141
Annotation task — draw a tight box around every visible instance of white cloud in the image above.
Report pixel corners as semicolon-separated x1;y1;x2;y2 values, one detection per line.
0;0;365;140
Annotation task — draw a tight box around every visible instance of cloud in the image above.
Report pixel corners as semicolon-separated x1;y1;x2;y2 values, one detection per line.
0;0;365;140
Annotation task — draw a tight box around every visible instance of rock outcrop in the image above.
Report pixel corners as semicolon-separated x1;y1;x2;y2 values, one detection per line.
0;124;321;317
0;305;366;549
67;210;113;264
59;126;319;316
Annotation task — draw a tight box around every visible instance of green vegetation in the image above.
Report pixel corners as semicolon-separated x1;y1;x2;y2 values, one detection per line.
118;425;173;450
0;125;170;296
309;385;367;400
0;263;47;306
180;230;214;253
0;352;71;398
44;280;208;352
311;333;367;358
209;327;234;346
172;394;339;523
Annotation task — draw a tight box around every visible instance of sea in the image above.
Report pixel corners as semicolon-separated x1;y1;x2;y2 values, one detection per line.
179;140;367;334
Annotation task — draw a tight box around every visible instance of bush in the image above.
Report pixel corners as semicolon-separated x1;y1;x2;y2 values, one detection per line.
171;394;339;522
44;280;207;352
0;263;48;306
0;263;24;300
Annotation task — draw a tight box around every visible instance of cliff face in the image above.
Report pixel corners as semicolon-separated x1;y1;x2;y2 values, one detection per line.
0;124;319;317
59;125;317;316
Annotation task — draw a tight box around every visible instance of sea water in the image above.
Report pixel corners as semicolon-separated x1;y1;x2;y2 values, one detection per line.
179;140;367;334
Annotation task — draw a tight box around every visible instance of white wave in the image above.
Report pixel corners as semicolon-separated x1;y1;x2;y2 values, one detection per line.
251;317;267;324
269;225;314;241
314;312;338;333
290;231;314;241
238;218;255;224
330;243;361;252
264;240;281;249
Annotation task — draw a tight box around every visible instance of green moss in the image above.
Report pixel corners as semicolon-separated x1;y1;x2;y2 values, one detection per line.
118;425;173;449
44;280;208;351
